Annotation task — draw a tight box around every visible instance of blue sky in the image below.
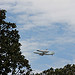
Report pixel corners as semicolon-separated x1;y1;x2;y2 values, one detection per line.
0;0;75;73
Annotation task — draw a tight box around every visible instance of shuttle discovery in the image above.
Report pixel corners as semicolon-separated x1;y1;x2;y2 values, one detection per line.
33;49;55;56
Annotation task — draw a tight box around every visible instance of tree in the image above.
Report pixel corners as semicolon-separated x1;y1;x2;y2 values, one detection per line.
36;64;75;75
0;9;32;75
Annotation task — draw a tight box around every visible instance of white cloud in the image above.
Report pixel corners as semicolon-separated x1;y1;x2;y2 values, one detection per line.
20;40;38;61
49;37;75;45
31;69;42;74
1;0;75;31
18;0;75;31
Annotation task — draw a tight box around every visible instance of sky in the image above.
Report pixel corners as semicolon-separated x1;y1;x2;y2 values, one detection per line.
0;0;75;73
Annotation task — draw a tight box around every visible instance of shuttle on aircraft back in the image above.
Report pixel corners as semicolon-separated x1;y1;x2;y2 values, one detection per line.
33;49;55;56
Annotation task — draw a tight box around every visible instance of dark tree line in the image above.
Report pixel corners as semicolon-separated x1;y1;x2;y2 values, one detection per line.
35;64;75;75
0;9;32;75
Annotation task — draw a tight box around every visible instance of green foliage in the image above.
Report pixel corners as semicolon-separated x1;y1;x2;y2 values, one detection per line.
35;64;75;75
0;9;32;75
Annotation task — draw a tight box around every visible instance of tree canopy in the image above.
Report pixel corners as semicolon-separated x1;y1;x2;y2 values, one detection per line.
0;9;31;75
35;64;75;75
